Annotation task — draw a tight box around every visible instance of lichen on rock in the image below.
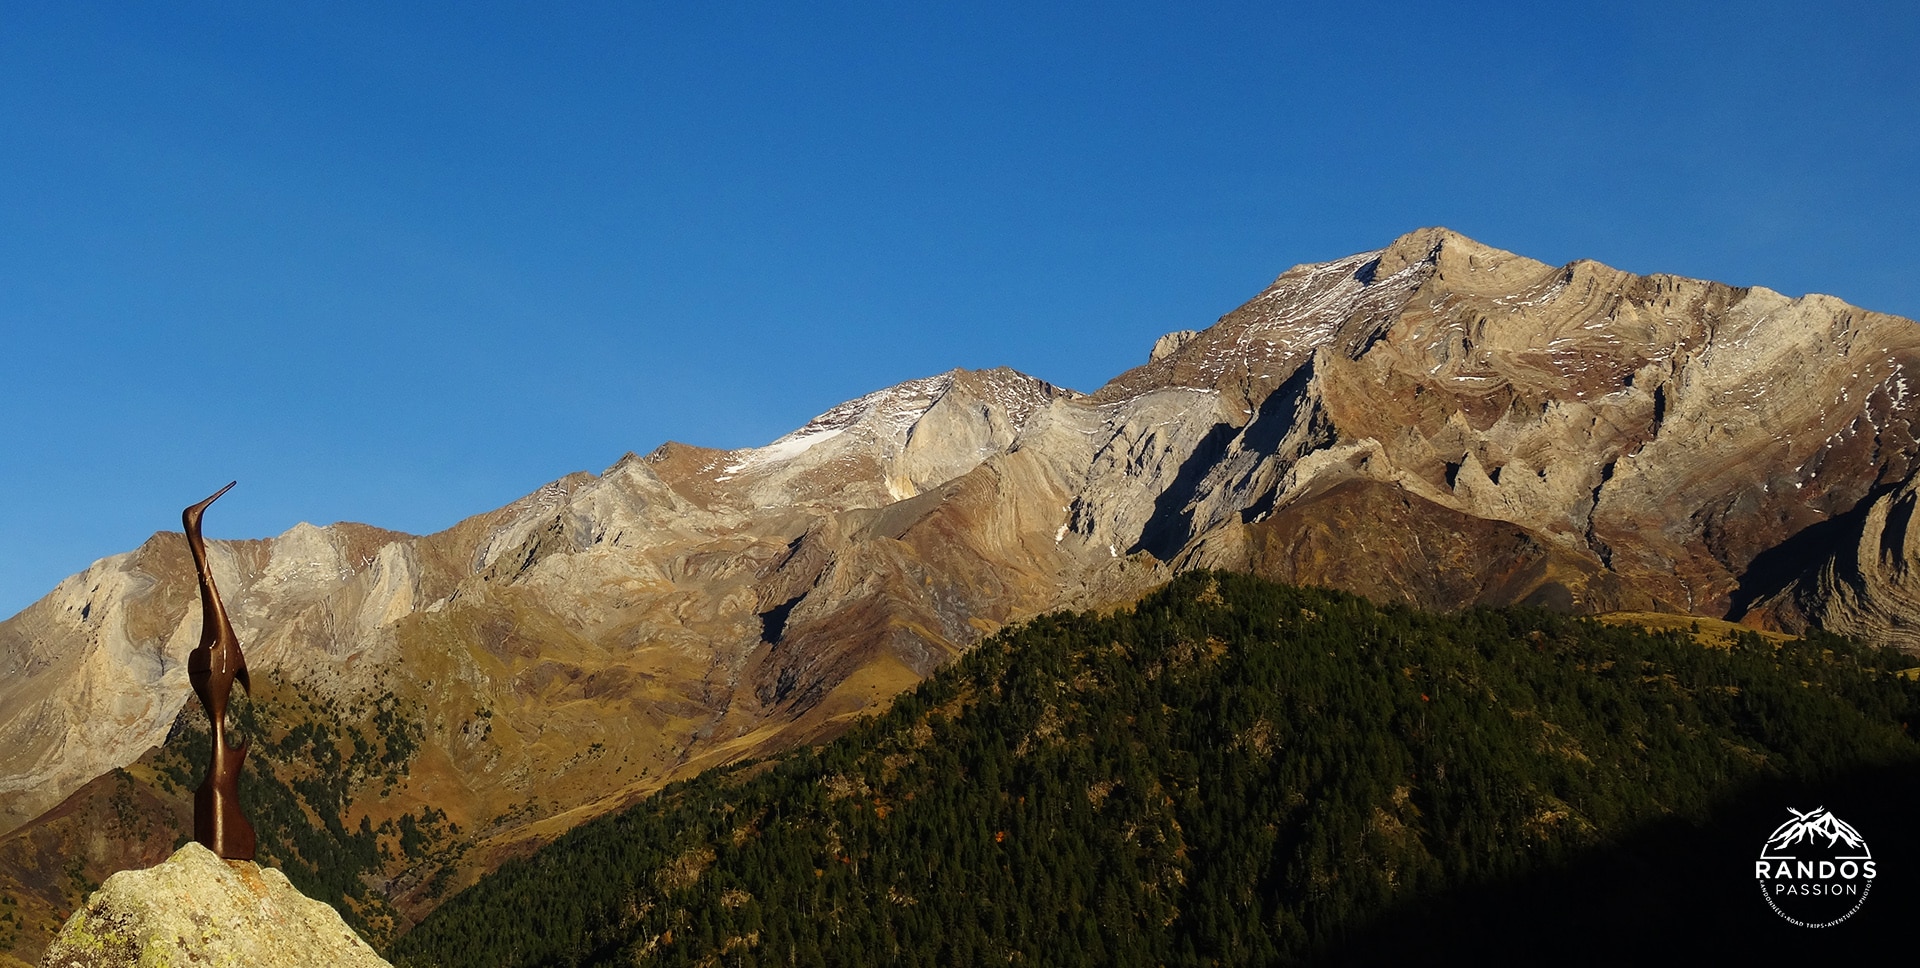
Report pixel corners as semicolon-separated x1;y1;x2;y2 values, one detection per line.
38;842;390;967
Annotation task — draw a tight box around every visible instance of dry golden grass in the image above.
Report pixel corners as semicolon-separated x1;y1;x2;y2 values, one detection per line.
1595;611;1793;650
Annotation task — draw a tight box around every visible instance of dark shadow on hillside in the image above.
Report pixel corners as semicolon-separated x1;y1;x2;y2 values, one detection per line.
759;595;802;644
1130;421;1236;562
1726;486;1888;621
1133;362;1320;561
1314;759;1920;966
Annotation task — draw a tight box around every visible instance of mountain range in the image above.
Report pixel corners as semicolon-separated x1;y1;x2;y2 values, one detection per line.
5;227;1920;962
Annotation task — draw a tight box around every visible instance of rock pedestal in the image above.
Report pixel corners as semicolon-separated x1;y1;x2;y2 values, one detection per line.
38;842;390;968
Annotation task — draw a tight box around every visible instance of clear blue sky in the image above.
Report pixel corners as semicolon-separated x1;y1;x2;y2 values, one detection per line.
3;2;1917;617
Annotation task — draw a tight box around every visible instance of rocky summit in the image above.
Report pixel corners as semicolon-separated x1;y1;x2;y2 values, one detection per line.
4;228;1920;961
37;841;389;968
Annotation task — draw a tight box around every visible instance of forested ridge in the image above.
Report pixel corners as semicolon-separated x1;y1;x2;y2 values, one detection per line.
391;572;1920;966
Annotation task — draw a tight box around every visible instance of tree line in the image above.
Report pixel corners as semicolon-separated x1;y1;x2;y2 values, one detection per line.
391;571;1920;966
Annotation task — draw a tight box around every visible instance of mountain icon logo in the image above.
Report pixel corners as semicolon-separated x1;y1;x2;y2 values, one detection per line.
1755;806;1875;928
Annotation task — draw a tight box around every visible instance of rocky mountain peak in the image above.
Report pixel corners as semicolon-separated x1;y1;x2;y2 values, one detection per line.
698;366;1078;507
7;229;1920;966
1369;225;1547;291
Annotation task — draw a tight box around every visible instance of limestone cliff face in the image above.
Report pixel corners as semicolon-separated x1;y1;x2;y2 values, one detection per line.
1751;474;1920;649
1109;229;1920;622
6;229;1919;961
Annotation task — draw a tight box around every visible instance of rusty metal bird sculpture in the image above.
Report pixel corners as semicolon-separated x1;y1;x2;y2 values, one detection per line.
184;481;256;860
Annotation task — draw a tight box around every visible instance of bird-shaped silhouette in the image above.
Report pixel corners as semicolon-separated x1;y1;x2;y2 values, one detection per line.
184;481;256;860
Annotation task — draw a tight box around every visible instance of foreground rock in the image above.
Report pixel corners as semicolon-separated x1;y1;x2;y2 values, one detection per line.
38;842;389;968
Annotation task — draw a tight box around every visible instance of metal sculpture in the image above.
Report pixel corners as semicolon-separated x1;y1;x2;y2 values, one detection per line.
184;481;256;860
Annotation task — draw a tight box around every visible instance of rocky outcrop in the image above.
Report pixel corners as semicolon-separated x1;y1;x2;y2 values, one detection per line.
0;769;188;962
1148;329;1199;362
1748;475;1920;650
8;227;1920;964
38;842;389;967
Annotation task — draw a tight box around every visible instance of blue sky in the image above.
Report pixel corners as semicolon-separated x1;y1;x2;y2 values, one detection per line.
3;2;1917;617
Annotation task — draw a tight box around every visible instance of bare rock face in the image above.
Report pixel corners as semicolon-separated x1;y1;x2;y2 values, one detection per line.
0;521;407;836
38;842;389;967
1148;329;1199;362
8;227;1920;963
1748;475;1920;650
1089;228;1920;622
